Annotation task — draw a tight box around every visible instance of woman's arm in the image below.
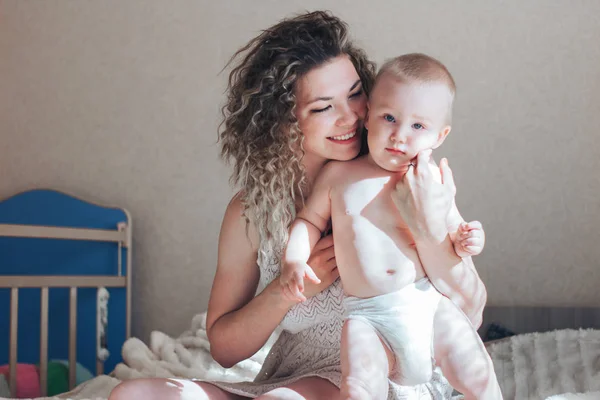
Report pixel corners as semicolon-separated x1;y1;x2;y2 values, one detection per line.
206;194;295;368
392;151;487;328
206;192;341;367
413;238;487;328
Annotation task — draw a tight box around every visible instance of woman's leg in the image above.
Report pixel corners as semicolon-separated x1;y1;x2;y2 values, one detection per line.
257;376;339;400
108;378;248;400
340;318;393;400
433;296;503;400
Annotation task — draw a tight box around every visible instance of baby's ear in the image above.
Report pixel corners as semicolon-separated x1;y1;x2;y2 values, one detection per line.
364;106;371;129
432;125;451;149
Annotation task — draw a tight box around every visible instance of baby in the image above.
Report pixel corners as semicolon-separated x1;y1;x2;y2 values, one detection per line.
281;54;502;399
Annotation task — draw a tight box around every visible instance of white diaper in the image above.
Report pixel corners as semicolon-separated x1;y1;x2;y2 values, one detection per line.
343;277;442;386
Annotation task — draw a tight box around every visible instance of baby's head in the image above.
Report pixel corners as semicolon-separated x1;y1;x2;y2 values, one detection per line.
365;53;456;172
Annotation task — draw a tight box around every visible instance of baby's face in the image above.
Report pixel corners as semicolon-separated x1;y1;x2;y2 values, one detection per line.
365;76;452;172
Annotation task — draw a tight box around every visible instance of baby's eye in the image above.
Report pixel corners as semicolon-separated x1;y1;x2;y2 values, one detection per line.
384;114;396;123
412;123;424;130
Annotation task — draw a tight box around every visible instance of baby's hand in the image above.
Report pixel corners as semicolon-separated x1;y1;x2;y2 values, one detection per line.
280;261;321;302
454;221;485;257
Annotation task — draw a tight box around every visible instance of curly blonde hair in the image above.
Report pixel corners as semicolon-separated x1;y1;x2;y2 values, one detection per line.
219;10;375;254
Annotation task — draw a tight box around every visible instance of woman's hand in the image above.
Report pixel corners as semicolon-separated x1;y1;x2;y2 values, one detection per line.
293;234;339;300
391;149;456;243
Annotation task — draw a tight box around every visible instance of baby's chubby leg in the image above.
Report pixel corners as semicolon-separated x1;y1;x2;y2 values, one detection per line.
433;296;503;400
340;318;393;400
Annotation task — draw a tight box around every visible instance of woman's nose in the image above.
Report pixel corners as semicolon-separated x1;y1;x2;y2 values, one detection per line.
336;103;359;127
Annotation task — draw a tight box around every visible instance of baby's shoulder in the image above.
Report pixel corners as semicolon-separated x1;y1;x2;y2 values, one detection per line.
320;158;369;186
316;160;349;184
321;159;349;173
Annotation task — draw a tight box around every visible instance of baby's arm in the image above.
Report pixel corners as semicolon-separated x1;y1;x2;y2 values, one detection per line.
447;204;486;258
281;162;339;301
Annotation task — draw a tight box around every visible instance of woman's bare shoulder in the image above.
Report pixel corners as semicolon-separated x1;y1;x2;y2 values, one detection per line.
220;190;260;252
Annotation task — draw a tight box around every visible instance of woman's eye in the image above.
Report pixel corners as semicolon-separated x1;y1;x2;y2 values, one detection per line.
311;105;332;113
384;114;396;123
349;90;363;98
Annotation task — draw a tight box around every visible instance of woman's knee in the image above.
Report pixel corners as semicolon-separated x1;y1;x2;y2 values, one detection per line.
108;378;221;400
108;379;157;400
258;377;339;400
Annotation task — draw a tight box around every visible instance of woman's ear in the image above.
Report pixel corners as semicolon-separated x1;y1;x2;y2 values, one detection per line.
432;125;451;149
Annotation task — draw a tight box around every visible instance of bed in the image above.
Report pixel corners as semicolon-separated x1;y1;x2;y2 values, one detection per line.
479;306;600;400
0;189;131;398
1;189;598;400
51;307;600;400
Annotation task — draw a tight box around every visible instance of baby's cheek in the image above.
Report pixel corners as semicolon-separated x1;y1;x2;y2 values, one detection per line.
417;134;437;147
410;135;427;148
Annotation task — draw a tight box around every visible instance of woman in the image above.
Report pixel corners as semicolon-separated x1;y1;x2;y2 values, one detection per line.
109;10;486;400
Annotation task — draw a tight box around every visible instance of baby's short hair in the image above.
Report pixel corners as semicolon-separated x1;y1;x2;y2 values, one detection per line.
377;53;456;123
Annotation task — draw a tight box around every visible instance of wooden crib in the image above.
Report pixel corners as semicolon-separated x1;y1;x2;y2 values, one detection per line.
0;189;132;398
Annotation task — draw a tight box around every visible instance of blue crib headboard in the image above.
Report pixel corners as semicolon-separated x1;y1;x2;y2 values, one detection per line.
0;189;131;376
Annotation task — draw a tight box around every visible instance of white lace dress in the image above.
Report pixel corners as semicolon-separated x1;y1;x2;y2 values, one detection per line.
210;246;455;399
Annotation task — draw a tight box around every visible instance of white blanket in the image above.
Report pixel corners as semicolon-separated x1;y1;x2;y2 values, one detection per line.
546;392;600;400
112;312;278;382
12;321;600;400
486;328;600;400
26;312;278;400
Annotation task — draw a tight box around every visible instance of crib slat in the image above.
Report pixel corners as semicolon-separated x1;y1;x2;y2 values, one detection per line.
0;275;125;288
97;359;104;376
9;288;18;398
0;223;127;243
126;232;132;339
69;287;77;390
40;287;49;396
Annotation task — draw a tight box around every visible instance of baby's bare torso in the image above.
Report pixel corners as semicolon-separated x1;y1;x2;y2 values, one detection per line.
330;157;426;298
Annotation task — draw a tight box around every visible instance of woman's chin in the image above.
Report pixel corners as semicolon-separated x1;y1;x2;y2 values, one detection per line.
330;144;361;161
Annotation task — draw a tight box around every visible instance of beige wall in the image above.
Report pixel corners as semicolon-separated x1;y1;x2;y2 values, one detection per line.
1;0;599;341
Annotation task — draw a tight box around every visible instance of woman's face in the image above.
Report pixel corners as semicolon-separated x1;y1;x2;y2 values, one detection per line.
295;55;367;165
